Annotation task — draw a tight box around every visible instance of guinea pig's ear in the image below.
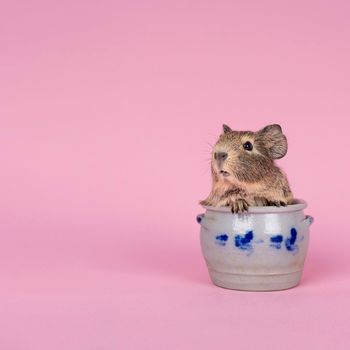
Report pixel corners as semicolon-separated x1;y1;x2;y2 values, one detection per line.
257;124;287;159
222;124;233;134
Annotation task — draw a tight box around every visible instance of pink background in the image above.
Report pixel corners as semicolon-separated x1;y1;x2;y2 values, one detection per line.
1;0;350;349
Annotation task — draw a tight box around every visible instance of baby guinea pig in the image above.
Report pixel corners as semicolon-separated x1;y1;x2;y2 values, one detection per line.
200;124;294;213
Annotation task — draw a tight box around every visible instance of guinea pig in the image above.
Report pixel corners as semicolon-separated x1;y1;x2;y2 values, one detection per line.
200;124;294;213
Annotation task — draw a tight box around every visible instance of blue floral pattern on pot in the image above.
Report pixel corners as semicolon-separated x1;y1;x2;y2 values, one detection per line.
214;228;301;255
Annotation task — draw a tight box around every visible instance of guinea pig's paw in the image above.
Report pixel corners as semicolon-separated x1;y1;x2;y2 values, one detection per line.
230;198;249;213
199;199;212;206
253;197;269;206
267;200;287;207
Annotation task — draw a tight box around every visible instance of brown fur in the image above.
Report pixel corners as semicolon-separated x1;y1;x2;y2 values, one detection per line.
200;124;294;213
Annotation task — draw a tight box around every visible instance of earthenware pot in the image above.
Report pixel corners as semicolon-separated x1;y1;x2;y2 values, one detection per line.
196;199;313;291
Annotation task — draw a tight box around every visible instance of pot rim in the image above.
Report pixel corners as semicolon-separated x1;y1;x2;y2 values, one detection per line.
202;198;307;214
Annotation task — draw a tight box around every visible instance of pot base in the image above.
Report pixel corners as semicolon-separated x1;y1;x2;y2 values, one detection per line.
208;268;302;291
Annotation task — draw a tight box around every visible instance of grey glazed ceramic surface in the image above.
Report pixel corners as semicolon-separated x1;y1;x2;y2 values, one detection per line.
197;199;314;291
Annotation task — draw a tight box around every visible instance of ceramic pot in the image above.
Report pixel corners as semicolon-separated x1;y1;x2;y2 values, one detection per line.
196;199;314;291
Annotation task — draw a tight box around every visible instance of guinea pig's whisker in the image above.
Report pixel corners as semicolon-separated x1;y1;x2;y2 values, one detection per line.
201;166;211;176
202;159;212;165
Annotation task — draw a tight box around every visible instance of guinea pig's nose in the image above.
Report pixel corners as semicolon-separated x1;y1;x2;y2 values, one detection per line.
214;152;228;161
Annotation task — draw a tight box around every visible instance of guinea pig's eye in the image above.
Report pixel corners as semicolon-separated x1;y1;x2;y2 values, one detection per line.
243;141;253;151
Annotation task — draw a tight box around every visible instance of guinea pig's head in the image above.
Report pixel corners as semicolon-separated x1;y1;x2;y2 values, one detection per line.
212;124;287;184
